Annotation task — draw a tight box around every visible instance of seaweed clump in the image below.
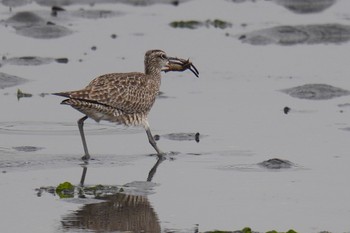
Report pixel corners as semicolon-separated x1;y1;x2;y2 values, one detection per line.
170;19;232;29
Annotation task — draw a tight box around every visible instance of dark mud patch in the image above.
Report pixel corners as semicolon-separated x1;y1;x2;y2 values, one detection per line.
12;146;44;152
0;72;28;89
16;24;73;39
258;158;294;169
240;24;350;45
337;103;350;108
154;132;201;142
218;158;300;172
3;11;73;39
272;0;336;14
1;56;68;66
281;84;350;100
4;11;46;27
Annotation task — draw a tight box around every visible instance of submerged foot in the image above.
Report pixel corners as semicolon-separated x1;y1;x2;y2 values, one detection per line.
157;152;166;160
81;154;90;162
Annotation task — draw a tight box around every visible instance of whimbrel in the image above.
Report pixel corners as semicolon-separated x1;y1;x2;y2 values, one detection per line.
54;49;198;160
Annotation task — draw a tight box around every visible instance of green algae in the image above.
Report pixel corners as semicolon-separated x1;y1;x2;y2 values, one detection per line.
55;181;74;198
169;20;202;29
17;88;32;100
38;183;125;199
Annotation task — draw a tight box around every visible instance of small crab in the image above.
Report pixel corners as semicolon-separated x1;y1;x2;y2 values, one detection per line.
163;57;199;77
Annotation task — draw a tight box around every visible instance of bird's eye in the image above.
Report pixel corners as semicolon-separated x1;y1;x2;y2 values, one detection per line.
160;54;167;60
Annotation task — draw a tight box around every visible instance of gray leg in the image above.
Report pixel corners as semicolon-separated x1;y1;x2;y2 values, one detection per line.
147;157;164;182
78;116;90;161
144;121;165;158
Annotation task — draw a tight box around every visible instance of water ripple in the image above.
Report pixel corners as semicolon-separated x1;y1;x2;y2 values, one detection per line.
0;121;142;136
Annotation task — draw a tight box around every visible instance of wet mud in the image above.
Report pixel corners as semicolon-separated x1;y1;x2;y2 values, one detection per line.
1;0;350;232
1;56;68;66
272;0;336;14
155;132;201;142
281;84;350;100
12;146;44;152
16;23;73;39
3;11;73;39
0;72;27;89
218;159;301;172
0;121;139;136
258;158;295;169
240;24;350;45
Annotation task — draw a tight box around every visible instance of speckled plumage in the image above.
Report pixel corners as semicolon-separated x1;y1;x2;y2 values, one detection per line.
57;72;160;125
54;50;171;160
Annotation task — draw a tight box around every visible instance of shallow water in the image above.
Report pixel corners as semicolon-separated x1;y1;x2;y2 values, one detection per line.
1;0;350;232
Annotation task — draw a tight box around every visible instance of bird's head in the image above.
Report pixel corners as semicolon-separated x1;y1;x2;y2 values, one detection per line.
144;50;169;75
144;49;199;77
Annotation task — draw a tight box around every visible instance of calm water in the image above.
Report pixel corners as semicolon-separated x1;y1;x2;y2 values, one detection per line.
1;0;350;232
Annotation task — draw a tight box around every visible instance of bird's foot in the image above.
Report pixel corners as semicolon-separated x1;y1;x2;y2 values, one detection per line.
81;154;90;162
157;152;167;160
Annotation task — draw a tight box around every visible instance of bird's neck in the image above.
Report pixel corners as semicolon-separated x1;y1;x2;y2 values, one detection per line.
146;72;162;89
145;66;162;77
145;67;162;88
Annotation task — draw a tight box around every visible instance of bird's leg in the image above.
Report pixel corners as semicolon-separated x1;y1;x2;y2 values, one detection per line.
78;115;90;161
144;121;165;158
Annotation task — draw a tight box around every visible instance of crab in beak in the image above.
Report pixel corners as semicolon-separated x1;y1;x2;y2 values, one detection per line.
162;57;199;77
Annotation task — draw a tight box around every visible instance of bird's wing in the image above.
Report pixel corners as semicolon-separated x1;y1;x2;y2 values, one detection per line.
55;72;157;114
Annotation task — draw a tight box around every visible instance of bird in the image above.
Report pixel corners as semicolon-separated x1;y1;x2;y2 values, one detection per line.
53;49;199;161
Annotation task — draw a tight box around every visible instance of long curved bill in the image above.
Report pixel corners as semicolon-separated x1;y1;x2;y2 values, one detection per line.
162;57;199;78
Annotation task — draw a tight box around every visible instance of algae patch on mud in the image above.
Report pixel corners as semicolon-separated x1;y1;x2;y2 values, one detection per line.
56;182;75;198
170;19;232;29
37;183;126;199
17;89;33;100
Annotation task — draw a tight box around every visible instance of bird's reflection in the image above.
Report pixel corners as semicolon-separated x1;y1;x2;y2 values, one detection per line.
79;156;164;186
147;156;164;182
62;157;164;233
62;192;161;233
